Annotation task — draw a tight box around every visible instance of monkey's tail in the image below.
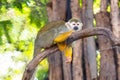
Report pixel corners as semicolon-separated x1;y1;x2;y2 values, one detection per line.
65;0;72;21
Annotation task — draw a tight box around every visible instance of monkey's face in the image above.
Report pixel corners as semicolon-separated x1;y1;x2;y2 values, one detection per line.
65;21;83;31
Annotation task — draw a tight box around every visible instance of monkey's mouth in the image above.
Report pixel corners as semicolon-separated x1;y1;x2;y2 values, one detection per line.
73;26;78;30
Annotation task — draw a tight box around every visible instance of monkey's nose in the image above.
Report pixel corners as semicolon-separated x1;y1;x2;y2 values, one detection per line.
73;26;78;30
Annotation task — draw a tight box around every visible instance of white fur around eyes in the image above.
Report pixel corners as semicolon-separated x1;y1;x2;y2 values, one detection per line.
65;21;83;31
71;22;75;24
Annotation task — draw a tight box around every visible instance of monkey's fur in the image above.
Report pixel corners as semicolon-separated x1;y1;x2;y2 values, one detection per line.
34;19;83;58
34;21;68;56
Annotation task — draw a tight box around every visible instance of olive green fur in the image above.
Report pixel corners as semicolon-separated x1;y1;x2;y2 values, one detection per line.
68;18;81;23
39;21;65;33
34;20;69;56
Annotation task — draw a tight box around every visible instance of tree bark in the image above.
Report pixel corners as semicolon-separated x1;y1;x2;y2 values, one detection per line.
82;0;97;79
94;0;117;80
95;12;116;80
100;0;108;12
48;52;63;80
110;0;120;79
71;0;81;19
71;0;83;80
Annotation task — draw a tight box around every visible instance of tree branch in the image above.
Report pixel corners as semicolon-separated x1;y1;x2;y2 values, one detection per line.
22;27;120;80
68;27;120;46
22;45;58;80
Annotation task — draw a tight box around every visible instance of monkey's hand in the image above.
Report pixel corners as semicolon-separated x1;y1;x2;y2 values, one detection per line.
54;30;73;51
54;30;73;43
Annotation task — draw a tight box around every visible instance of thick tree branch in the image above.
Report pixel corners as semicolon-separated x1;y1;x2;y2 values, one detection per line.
22;45;58;80
22;27;120;80
68;27;120;46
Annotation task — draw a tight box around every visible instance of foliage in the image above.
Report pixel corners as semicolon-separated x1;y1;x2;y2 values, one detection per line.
93;0;100;14
0;0;48;80
0;20;12;44
96;51;101;75
36;59;49;80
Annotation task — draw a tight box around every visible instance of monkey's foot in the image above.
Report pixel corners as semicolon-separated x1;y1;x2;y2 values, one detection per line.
65;57;72;63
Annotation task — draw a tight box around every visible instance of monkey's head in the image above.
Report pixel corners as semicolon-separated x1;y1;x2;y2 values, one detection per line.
65;18;83;31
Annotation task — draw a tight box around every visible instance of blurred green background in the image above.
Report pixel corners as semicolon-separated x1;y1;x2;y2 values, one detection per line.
0;0;103;80
0;0;49;80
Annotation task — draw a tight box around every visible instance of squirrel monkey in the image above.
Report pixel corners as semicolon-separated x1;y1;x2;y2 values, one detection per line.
34;18;83;62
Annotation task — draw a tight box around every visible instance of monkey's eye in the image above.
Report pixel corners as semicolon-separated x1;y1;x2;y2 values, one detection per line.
77;24;79;25
73;24;75;25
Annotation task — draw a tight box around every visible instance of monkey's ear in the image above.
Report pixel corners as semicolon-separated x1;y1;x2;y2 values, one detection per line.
65;22;71;30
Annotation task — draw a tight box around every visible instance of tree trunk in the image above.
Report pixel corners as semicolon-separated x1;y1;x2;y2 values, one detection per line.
100;0;108;12
110;0;120;79
82;0;97;80
82;0;91;79
71;0;83;80
95;12;116;80
48;52;63;80
47;0;67;80
94;0;117;80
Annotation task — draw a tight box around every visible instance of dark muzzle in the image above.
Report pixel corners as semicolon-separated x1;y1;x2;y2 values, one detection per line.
73;26;78;30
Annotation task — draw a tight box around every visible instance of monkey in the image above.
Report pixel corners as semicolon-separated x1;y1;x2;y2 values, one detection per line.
34;18;83;63
34;19;82;62
30;18;83;80
34;18;82;62
65;0;72;21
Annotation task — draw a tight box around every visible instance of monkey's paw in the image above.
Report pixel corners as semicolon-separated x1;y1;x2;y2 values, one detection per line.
65;57;72;63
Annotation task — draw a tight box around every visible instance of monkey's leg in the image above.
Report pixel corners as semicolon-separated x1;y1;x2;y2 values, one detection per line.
57;42;67;51
56;42;72;63
64;45;72;63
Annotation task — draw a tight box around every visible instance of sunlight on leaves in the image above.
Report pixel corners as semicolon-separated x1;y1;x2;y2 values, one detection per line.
0;0;48;80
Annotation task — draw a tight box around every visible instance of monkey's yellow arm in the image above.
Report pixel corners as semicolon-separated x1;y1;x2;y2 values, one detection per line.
54;30;73;43
54;30;73;63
